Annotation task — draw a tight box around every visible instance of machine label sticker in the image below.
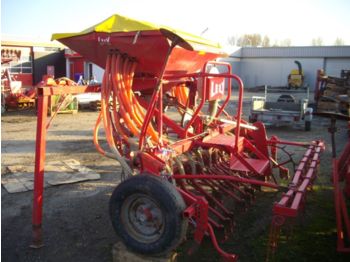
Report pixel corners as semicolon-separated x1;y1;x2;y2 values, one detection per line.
98;36;111;46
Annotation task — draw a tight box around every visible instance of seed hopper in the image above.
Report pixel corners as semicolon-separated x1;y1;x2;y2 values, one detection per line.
34;14;326;260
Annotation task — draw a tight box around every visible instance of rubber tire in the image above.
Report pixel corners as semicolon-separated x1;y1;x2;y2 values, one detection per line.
109;174;188;256
249;116;257;123
305;121;311;131
277;94;295;103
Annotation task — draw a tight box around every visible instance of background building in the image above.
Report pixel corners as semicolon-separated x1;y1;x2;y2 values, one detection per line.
3;40;349;90
64;49;104;83
1;40;66;86
1;39;104;87
224;46;350;89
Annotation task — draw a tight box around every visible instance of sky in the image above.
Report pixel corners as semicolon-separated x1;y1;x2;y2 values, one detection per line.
1;0;350;50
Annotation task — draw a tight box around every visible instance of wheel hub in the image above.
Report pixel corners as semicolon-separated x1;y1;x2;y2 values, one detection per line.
121;194;165;243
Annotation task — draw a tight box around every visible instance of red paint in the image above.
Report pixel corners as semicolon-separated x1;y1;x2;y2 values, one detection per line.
12;73;33;86
59;31;221;86
68;57;84;80
31;84;100;247
333;140;350;252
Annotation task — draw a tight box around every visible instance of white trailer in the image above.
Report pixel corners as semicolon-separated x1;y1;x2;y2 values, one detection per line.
249;87;313;131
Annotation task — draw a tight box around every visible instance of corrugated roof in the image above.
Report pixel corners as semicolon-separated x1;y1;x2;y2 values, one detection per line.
230;46;350;58
1;39;65;49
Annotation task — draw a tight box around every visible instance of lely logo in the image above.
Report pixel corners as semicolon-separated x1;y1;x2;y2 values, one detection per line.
209;79;225;99
98;36;111;46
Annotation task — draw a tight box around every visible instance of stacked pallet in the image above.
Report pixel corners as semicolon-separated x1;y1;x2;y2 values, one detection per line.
316;70;350;115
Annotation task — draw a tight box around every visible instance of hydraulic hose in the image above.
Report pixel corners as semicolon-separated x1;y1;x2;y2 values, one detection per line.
118;55;143;129
111;54;140;137
122;57;159;140
93;54;133;175
93;51;163;174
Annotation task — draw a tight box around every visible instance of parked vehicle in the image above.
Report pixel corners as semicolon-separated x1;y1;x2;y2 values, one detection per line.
250;86;313;131
287;60;304;89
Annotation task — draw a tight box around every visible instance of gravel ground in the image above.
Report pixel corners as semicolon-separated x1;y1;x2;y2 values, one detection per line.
2;110;120;262
1;91;349;262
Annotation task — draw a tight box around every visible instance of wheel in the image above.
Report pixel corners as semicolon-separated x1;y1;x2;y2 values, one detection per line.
109;173;188;256
305;121;311;131
277;94;295;103
249;115;257;123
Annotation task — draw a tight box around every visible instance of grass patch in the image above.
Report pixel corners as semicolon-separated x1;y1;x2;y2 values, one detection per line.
177;186;349;262
267;188;349;262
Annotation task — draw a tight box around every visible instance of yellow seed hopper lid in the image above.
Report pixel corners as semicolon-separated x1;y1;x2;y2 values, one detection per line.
52;14;222;51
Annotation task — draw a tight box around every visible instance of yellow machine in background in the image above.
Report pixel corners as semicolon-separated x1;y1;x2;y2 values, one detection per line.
288;60;304;89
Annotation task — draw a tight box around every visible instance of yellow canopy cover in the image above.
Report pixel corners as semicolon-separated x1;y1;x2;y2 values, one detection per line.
52;14;222;50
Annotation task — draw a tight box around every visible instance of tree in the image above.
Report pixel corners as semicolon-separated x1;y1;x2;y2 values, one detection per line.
334;37;345;46
237;35;250;46
280;38;292;47
311;37;323;46
227;35;236;46
272;40;280;47
262;35;271;47
237;34;262;47
230;34;292;47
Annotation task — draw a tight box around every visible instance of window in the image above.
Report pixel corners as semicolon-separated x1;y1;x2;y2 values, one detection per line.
1;46;32;74
89;63;93;79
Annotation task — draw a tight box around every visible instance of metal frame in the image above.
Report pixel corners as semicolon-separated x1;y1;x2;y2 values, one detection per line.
330;118;350;252
333;146;350;252
31;84;100;248
134;63;324;260
30;59;326;261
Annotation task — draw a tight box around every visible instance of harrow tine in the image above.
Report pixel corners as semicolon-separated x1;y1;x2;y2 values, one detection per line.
189;180;234;217
207;224;238;262
266;215;285;261
205;179;245;203
180;185;229;229
208;217;225;230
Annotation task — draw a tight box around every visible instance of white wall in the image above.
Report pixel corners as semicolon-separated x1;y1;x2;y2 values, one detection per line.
224;58;325;89
325;58;350;77
89;63;104;83
218;57;241;87
93;64;104;82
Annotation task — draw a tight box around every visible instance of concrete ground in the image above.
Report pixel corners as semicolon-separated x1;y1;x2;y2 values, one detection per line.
1;90;349;262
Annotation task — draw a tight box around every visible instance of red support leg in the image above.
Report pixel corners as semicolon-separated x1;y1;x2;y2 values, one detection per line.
31;94;48;248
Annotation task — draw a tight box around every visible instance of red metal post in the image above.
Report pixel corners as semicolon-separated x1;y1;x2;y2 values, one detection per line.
314;69;322;102
31;93;48;248
158;83;163;145
333;142;350;252
30;84;100;248
233;75;243;152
